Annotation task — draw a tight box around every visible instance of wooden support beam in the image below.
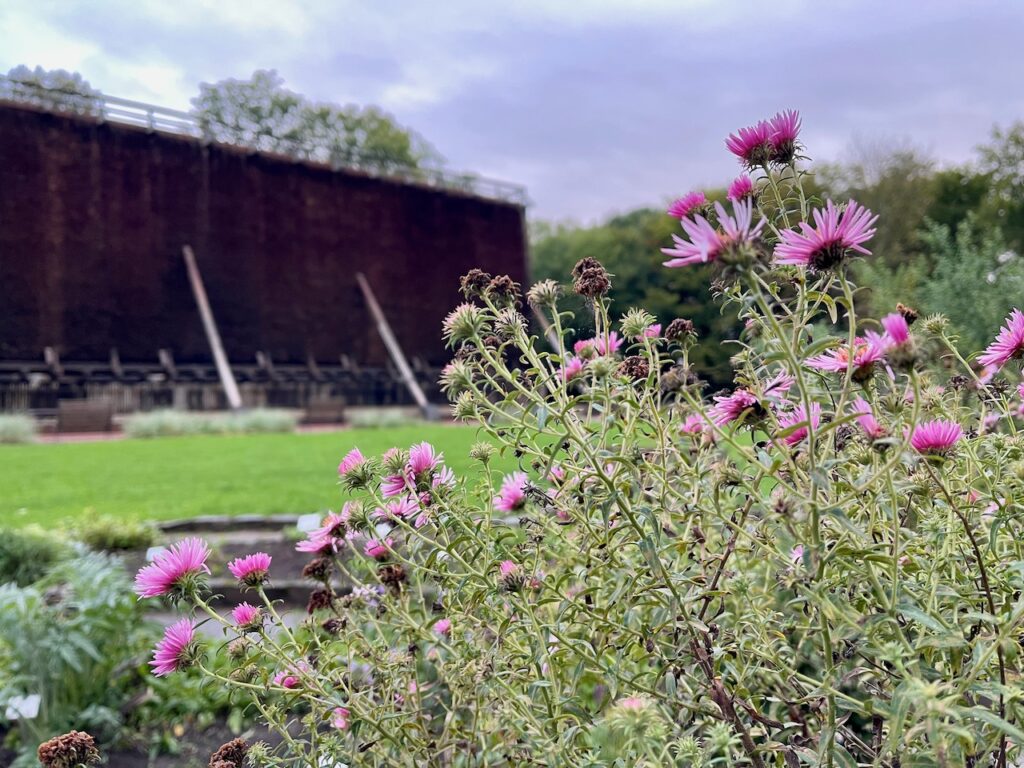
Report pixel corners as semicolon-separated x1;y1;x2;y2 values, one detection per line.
355;272;436;419
182;245;242;410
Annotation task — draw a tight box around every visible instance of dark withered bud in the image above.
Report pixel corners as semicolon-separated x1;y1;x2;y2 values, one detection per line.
572;257;611;298
378;563;407;592
38;731;101;768
209;738;249;768
302;557;332;582
481;335;502;349
322;617;346;635
896;303;919;324
485;275;521;304
307;587;336;614
665;318;696;342
460;268;492;299
617;355;650;381
948;374;970;391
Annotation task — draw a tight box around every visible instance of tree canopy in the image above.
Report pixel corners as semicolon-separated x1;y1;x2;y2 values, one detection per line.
191;70;442;174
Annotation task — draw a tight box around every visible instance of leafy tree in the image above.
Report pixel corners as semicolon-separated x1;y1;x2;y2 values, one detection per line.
2;65;101;115
530;205;740;383
977;121;1024;252
192;70;441;174
916;215;1024;352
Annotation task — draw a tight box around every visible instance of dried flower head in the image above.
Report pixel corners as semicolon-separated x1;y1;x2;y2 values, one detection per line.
664;318;697;343
617;355;650;381
38;731;101;768
485;274;521;305
208;738;249;768
459;268;492;299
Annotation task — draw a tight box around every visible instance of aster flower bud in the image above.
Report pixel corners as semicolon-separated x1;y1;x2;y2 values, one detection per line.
494;308;527;340
442;303;489;344
470;441;496;464
921;314;949;336
498;560;526;592
620;308;656;340
589;356;618;381
440;359;474;398
526;279;562;308
382;447;409;474
227;637;249;659
459;268;492;300
454;391;479;420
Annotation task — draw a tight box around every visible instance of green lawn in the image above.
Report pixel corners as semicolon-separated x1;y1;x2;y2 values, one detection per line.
0;425;503;529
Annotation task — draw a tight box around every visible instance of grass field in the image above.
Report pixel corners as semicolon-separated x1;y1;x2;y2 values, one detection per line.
0;425;506;529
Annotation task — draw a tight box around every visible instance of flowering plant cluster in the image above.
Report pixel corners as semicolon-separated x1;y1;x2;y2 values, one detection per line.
138;111;1024;767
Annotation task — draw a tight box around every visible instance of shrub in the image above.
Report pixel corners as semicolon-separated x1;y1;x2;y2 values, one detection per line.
0;553;154;764
123;408;297;438
0;527;70;586
75;515;157;552
0;414;37;444
136;110;1024;766
346;407;421;429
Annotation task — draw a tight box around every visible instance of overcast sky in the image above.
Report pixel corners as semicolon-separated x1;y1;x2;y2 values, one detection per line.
2;0;1023;222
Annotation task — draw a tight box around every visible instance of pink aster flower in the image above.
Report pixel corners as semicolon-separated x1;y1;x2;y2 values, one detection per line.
768;109;801;162
762;371;795;404
433;618;451;637
494;471;529;512
273;660;311;689
432;466;456;489
789;544;804;566
641;323;662;339
337;448;365;476
776;402;821;446
586;332;623;356
851;397;886;439
134;538;211;599
231;602;263;630
364;537;394;560
909;419;963;455
150;618;198;676
381;473;409;498
661;199;766;268
880;313;910;348
680;413;709;435
309;505;353;540
227;552;272;587
499;560;522;579
709;389;761;427
774;200;878;271
726;119;775;166
727;175;754;202
373;495;419;521
295;534;334;555
978;309;1024;370
806;336;885;381
408;442;441;475
560;355;585;382
667;191;706;219
331;706;351;730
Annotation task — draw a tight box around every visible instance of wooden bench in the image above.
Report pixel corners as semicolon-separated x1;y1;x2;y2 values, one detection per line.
56;400;114;433
302;399;346;425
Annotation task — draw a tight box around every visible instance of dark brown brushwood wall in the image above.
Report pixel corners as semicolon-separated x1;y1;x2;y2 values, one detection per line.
0;102;526;366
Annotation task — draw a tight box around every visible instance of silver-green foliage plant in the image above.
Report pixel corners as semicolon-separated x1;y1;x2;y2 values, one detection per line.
141;111;1024;767
0;553;153;765
123;408;297;438
0;413;38;444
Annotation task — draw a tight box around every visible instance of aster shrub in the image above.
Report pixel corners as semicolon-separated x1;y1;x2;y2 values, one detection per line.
144;111;1024;767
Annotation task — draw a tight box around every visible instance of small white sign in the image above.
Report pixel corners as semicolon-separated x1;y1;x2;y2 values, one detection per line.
5;693;41;720
297;513;322;533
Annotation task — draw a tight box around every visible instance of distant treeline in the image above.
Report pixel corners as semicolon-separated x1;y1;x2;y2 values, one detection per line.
530;124;1024;384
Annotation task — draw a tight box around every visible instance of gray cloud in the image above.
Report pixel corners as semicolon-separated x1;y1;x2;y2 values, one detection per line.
2;0;1023;220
